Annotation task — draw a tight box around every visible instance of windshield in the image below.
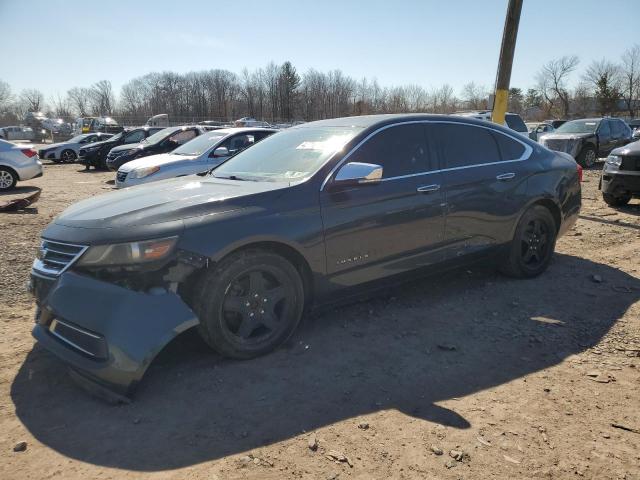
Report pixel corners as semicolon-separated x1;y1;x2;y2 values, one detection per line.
555;120;600;134
68;134;89;143
172;132;226;156
212;127;360;182
142;127;180;145
105;132;123;142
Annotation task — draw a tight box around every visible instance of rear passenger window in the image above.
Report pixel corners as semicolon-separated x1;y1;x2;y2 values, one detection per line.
492;132;525;160
433;124;500;168
349;124;429;178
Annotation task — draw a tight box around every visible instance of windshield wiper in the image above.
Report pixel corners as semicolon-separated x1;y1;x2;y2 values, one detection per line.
213;174;247;181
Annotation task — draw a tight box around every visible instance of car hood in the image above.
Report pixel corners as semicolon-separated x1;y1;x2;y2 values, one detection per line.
539;132;594;141
84;138;116;149
119;153;198;172
110;142;145;154
51;176;289;231
611;140;640;156
46;141;78;150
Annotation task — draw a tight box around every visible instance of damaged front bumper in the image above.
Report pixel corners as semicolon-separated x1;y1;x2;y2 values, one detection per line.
29;270;198;398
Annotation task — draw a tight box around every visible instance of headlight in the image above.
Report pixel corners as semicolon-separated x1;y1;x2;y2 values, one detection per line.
129;166;160;179
606;155;622;166
85;145;100;151
76;236;178;267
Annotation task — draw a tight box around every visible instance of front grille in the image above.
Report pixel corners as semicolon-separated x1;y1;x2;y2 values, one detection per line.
620;155;640;172
38;149;46;158
116;171;127;183
49;319;108;359
544;139;568;152
32;239;88;277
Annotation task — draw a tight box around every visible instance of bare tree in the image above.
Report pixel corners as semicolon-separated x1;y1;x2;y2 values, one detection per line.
49;92;72;119
89;80;115;115
584;59;621;115
19;88;44;112
620;44;640;117
536;55;579;118
67;87;91;117
0;80;12;110
461;82;488;110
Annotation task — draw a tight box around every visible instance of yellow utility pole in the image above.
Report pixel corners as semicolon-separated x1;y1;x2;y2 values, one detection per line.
491;0;523;125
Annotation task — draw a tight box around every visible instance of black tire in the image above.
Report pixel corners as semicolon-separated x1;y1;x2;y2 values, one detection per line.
0;167;18;191
577;145;597;168
602;192;631;207
500;205;557;278
194;249;305;359
60;149;77;163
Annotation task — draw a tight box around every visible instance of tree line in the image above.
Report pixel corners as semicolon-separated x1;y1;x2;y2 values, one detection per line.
0;44;638;126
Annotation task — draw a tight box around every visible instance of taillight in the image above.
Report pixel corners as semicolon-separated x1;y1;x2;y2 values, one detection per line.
576;163;583;182
21;149;37;158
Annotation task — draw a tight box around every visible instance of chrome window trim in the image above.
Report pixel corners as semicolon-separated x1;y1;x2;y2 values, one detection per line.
319;120;533;191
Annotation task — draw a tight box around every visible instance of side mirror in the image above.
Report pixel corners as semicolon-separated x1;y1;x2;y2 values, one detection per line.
212;146;229;158
334;162;383;186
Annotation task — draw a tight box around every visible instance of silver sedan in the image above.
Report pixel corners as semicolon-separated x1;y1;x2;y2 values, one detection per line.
116;128;277;188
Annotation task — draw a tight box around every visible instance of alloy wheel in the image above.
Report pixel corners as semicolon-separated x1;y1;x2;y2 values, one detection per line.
61;150;76;163
520;218;549;267
0;170;15;189
584;149;596;168
220;267;291;344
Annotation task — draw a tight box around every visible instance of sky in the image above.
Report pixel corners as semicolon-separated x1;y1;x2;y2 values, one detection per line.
1;0;638;100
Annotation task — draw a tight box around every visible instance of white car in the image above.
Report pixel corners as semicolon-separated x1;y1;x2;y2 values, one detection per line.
116;127;276;188
0;126;35;141
38;133;113;163
0;139;43;190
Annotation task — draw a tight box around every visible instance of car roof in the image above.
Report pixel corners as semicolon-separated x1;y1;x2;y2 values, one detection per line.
212;127;277;134
296;113;515;131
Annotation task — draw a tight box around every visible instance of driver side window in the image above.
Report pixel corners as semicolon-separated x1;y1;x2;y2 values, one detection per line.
347;124;429;178
598;121;611;138
124;131;145;144
218;134;255;155
170;130;197;145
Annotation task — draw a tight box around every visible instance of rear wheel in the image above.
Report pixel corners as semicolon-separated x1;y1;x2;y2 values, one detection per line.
0;167;17;190
60;149;77;163
602;192;631;207
577;145;597;168
500;205;557;278
194;250;305;359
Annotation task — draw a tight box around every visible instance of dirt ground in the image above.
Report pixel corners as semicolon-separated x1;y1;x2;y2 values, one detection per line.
0;157;639;480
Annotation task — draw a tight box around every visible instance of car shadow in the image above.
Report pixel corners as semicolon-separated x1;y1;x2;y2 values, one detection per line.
11;253;640;471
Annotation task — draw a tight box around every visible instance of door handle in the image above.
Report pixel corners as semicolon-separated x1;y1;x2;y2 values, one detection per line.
496;173;516;181
417;184;440;193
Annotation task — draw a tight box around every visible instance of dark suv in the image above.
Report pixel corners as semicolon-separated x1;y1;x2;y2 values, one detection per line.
539;118;633;167
29;114;581;398
79;127;165;169
105;126;206;171
600;139;640;206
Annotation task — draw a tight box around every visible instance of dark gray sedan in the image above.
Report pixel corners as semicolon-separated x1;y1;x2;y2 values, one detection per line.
29;114;582;399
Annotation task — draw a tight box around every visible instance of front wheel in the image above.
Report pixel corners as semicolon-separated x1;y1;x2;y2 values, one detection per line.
602;192;631;207
60;149;77;163
577;145;597;168
0;167;17;190
194;250;305;359
500;205;557;278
